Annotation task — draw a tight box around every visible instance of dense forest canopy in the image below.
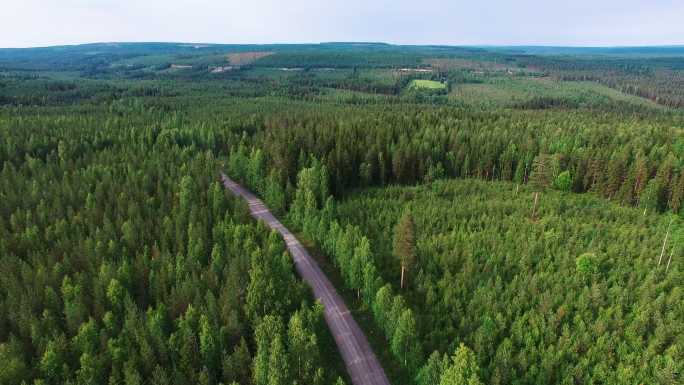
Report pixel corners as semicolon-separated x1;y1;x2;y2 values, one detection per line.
1;42;683;385
0;102;348;385
334;180;683;384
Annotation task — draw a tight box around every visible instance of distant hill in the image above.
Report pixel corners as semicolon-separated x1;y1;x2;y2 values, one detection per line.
486;45;684;57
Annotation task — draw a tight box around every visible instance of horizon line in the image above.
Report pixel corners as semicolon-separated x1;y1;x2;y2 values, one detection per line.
2;40;684;51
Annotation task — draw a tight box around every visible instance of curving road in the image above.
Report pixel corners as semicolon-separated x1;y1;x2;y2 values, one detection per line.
220;173;391;385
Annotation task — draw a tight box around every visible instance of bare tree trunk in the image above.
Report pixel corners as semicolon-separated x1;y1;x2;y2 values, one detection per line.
400;265;405;289
658;219;673;265
666;249;674;272
516;184;519;195
532;191;539;219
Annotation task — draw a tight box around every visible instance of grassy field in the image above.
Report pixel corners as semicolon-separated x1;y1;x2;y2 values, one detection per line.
408;79;446;90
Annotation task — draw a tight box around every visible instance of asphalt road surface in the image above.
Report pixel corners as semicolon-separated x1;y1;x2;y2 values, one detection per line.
221;173;391;385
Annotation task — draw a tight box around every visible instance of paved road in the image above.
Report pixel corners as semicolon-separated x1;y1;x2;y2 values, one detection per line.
221;173;391;385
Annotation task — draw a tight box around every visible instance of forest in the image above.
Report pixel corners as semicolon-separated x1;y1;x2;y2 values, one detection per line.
1;42;684;384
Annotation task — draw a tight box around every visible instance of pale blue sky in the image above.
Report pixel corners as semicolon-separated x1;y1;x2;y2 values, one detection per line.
2;0;683;48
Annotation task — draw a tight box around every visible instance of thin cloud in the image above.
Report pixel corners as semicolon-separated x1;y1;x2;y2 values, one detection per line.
1;0;682;48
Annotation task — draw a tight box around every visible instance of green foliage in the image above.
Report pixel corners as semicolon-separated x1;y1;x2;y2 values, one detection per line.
554;170;573;192
40;336;67;383
251;308;326;385
410;79;446;90
408;79;447;96
267;336;290;385
640;178;663;212
439;344;482;385
336;179;684;384
393;212;417;274
391;309;421;371
575;252;599;278
264;170;287;215
287;166;420;375
415;351;449;385
287;310;320;383
0;340;28;384
4;41;684;385
0;94;343;385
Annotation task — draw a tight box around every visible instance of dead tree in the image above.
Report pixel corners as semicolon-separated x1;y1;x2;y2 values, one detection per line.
530;154;553;219
658;218;673;266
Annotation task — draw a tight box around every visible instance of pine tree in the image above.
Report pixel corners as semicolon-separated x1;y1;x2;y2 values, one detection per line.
75;352;99;385
640;178;662;214
62;276;86;334
668;172;684;214
264;170;286;215
529;154;553;219
199;315;219;377
633;152;649;198
248;148;266;194
40;335;67;384
0;340;29;384
150;365;171;385
210;243;225;276
393;211;416;289
73;318;98;355
439;344;483;385
245;258;273;323
123;360;142;385
666;226;683;272
513;159;527;189
179;175;195;216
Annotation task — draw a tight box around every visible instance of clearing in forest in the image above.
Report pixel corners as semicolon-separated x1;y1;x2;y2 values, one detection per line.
449;76;664;108
408;79;446;90
227;51;274;66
